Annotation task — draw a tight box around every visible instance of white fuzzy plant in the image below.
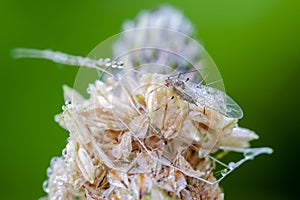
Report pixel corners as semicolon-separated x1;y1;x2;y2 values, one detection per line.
13;6;272;200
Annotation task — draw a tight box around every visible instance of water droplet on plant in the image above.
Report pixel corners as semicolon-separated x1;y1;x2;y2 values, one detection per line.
220;169;228;176
50;156;60;166
117;61;124;68
97;58;104;64
86;87;92;94
228;162;236;170
62;148;67;157
42;180;49;193
46;167;53;177
104;58;111;63
198;151;205;158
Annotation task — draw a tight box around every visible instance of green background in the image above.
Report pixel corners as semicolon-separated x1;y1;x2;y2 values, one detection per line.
1;0;299;199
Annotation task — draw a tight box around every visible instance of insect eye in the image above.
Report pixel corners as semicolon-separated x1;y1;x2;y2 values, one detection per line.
175;80;183;86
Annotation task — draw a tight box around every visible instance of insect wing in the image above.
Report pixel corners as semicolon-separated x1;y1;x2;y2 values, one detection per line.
191;84;243;119
224;94;243;119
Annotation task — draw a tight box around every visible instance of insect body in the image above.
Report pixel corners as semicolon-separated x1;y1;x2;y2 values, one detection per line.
165;76;198;106
164;73;243;119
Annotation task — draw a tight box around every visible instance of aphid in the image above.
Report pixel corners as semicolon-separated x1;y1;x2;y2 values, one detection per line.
164;71;198;106
163;70;243;119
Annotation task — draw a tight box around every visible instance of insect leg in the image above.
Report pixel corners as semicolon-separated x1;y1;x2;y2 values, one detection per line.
167;69;199;79
149;85;164;94
154;96;174;111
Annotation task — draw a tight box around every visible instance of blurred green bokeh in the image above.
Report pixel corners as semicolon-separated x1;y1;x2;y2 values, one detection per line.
1;0;299;199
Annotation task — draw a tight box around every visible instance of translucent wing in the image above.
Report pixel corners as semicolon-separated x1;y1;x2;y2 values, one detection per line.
185;83;243;119
224;93;243;119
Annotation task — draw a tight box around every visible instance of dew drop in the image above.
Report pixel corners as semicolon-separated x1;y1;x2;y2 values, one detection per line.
42;180;49;193
86;87;92;94
62;148;67;157
117;61;124;68
97;58;104;64
46;167;53;177
50;156;60;166
104;58;111;63
65;100;71;105
228;162;236;170
220;169;228;176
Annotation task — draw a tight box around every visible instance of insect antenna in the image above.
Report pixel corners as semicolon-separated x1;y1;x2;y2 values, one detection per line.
205;79;222;87
167;69;199;79
149;85;165;94
196;73;209;88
